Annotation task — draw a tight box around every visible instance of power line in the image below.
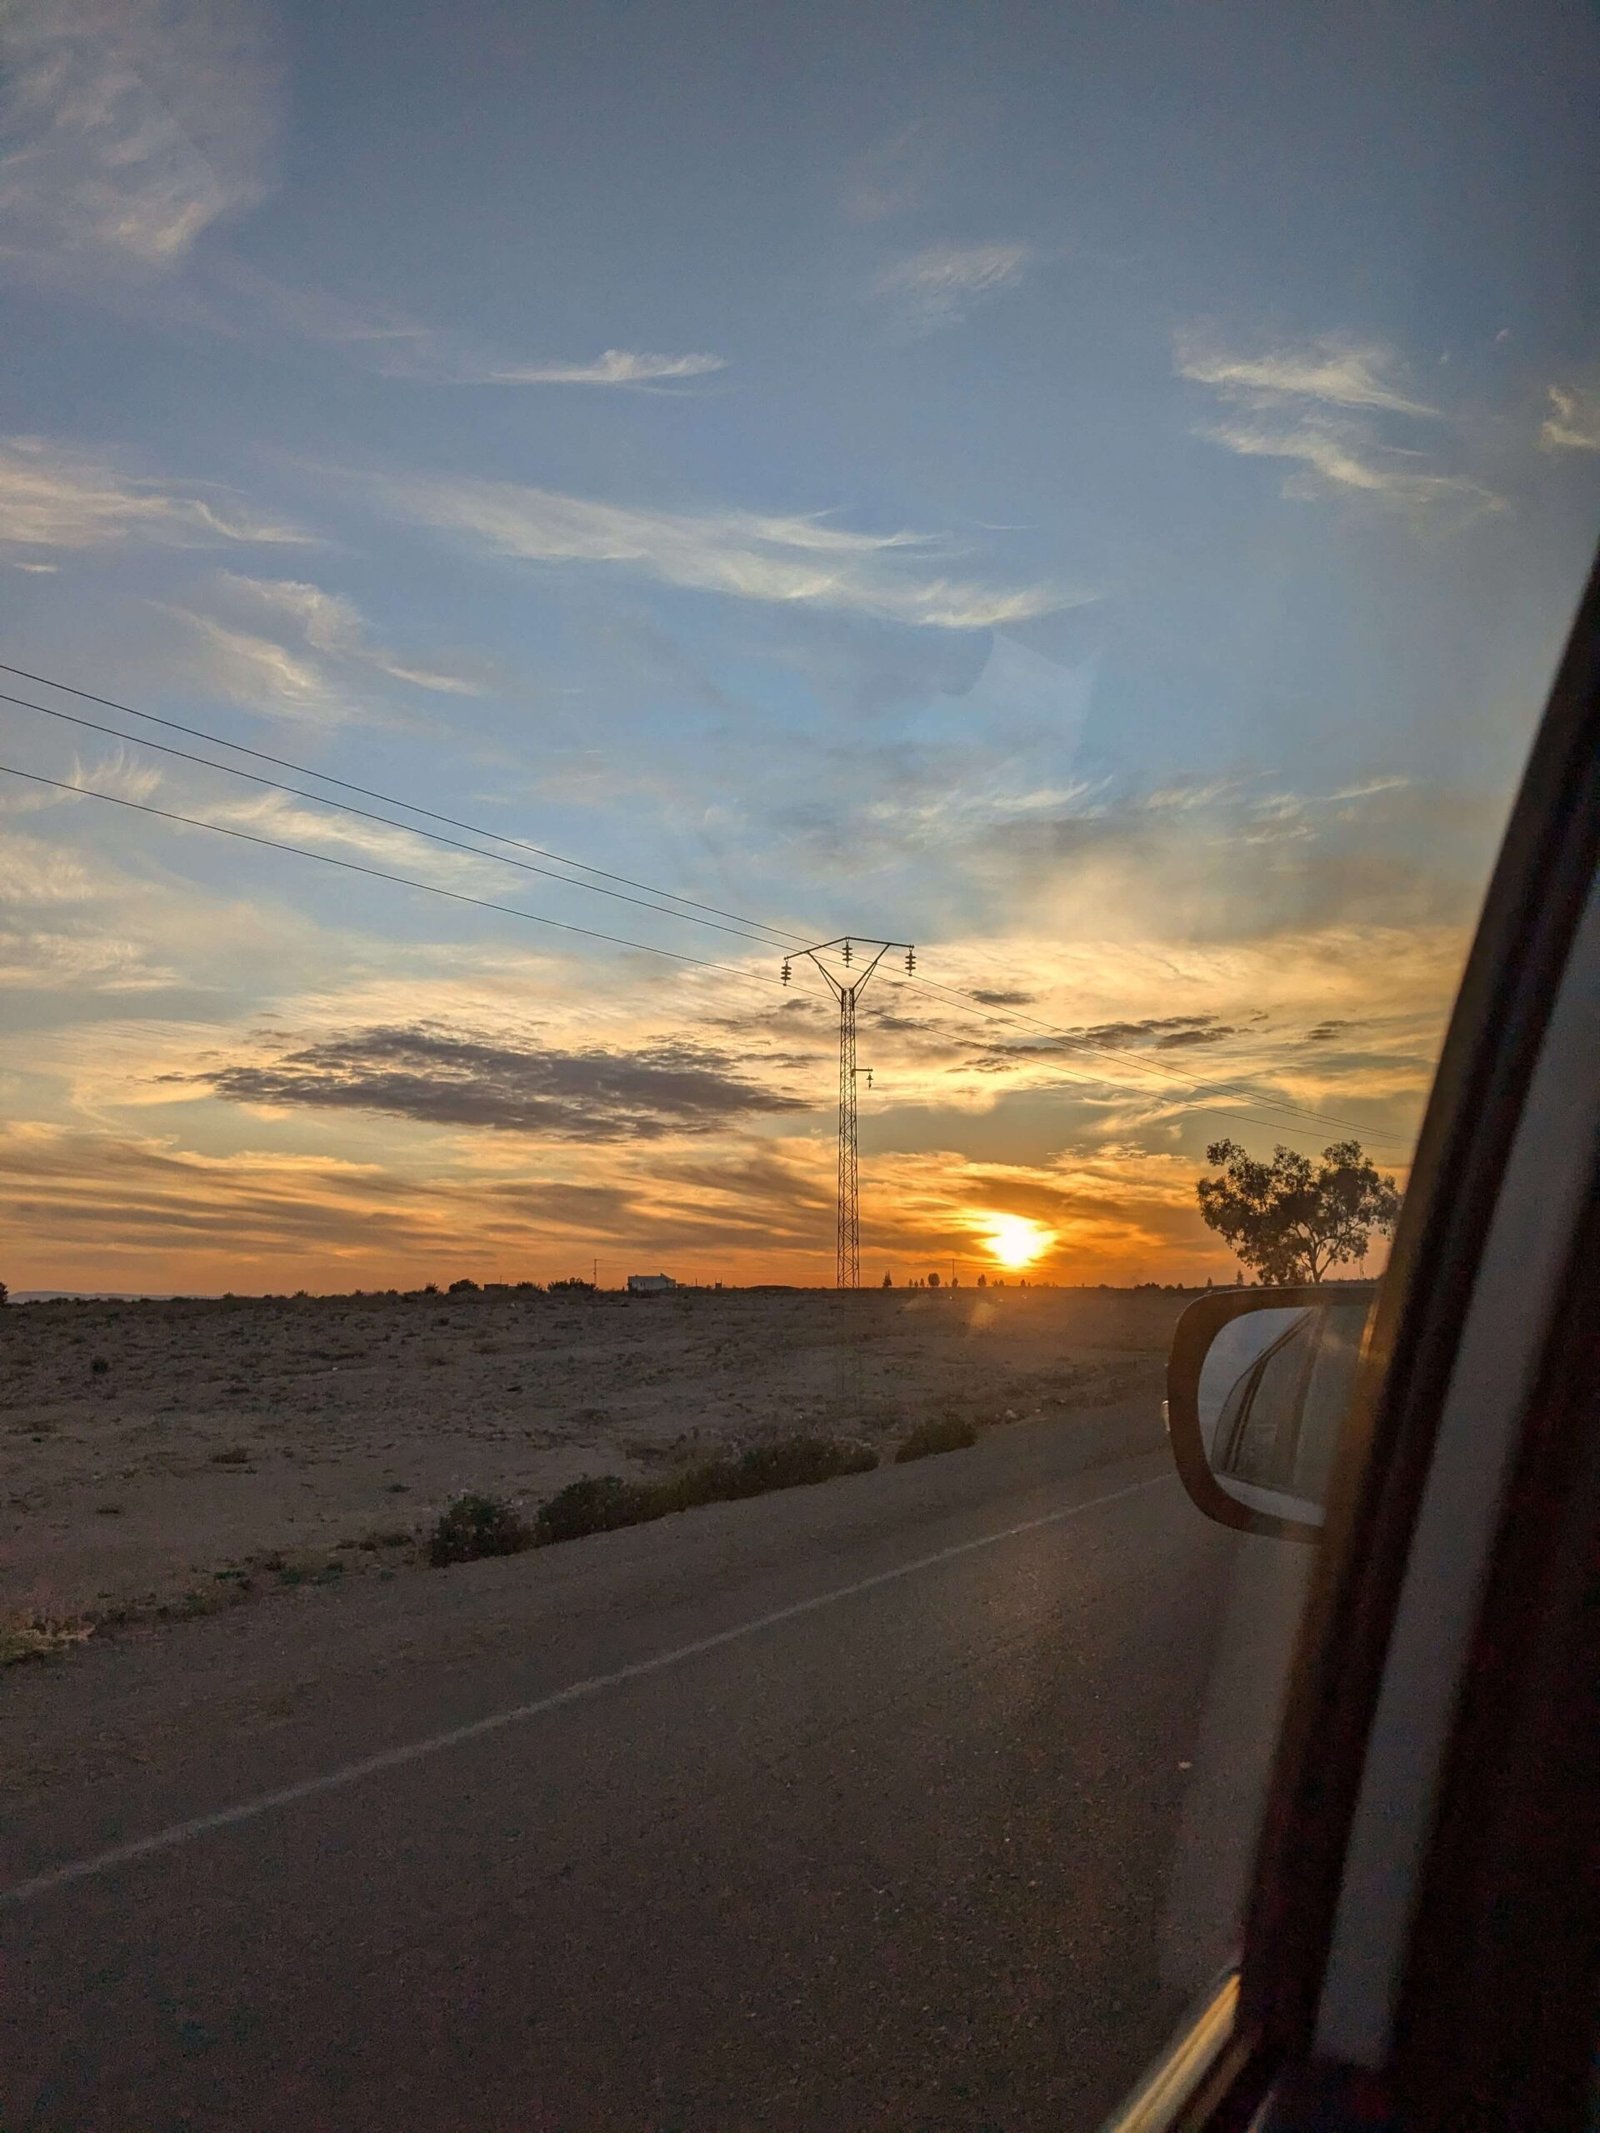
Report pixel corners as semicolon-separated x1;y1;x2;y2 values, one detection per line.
0;763;790;989
1;658;1413;1151
0;660;805;948
0;657;1391;1137
2;755;1406;1153
0;686;787;950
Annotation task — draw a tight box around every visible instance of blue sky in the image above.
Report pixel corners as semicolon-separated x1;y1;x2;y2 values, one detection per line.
2;0;1598;1288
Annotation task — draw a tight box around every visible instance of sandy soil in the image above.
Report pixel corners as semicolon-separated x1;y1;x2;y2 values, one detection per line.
1;1285;1194;1628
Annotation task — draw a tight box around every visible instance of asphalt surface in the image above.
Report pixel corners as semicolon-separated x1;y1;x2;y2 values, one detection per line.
1;1392;1267;2131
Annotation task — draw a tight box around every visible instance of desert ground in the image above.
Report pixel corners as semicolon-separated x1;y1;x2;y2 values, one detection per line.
1;1283;1198;1637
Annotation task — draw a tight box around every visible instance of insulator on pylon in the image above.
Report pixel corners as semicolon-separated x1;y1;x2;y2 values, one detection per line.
781;959;791;984
905;948;916;973
842;940;853;965
866;1069;874;1090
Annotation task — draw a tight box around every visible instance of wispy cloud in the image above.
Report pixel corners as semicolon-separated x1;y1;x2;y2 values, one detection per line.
214;574;483;694
469;348;725;387
842;119;938;223
1540;379;1600;453
162;611;354;725
872;242;1031;331
0;0;278;275
0;831;98;904
1177;326;1497;515
1174;330;1439;417
362;469;1076;630
163;570;486;725
1194;415;1499;515
68;747;163;805
194;790;517;876
219;266;726;388
0;6;722;395
0;434;310;554
0;926;173;992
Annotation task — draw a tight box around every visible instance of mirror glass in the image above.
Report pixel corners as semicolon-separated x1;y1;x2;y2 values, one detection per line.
1196;1300;1371;1528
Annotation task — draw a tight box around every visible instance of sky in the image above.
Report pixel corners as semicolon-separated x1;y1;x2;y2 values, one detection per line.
2;0;1598;1292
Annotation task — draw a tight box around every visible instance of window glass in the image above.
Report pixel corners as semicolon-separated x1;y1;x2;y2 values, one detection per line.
1;4;1597;2126
1211;1301;1367;1497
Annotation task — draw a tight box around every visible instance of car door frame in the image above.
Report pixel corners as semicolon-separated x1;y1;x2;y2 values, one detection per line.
1105;541;1600;2132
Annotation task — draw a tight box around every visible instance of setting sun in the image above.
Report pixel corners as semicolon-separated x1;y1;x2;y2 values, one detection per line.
981;1213;1054;1271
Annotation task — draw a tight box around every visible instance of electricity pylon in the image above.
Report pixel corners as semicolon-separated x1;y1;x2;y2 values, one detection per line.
784;938;915;1288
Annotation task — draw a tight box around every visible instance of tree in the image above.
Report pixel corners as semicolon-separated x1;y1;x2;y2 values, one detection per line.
0;1280;8;1306
1196;1139;1401;1284
881;1271;893;1288
927;1270;941;1288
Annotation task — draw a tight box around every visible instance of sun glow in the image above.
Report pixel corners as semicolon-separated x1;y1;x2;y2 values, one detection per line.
981;1212;1053;1270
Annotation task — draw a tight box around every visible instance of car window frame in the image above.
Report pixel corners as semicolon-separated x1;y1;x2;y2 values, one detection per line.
1103;540;1600;2132
1392;1134;1600;2130
1243;540;1600;2093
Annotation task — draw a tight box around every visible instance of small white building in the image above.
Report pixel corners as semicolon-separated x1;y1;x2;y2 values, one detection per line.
626;1272;678;1295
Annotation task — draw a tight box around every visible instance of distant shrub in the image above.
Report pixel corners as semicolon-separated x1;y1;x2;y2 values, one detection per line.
428;1491;534;1567
895;1416;979;1463
642;1436;876;1515
1;1607;93;1667
270;1561;345;1591
448;1278;480;1294
533;1435;878;1548
422;1282;440;1296
720;1434;878;1496
534;1474;648;1545
90;1355;109;1375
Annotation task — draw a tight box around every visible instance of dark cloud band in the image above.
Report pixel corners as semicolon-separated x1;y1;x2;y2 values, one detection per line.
188;1023;810;1141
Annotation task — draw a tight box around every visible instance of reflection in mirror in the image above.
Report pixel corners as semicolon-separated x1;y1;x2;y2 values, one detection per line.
1197;1300;1370;1528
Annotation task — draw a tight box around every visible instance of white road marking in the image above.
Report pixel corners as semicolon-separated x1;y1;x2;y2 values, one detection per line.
2;1471;1169;1908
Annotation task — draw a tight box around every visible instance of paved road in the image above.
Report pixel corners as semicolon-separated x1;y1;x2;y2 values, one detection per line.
1;1396;1268;2130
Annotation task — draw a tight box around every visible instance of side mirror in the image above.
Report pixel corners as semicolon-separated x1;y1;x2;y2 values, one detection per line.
1165;1284;1378;1542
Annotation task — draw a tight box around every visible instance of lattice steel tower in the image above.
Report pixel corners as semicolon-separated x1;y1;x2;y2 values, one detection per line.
783;938;915;1288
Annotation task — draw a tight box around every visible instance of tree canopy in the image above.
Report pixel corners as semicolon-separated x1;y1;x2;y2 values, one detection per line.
1196;1139;1401;1284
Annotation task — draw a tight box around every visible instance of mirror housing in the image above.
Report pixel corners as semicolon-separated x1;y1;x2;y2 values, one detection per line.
1166;1284;1378;1542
